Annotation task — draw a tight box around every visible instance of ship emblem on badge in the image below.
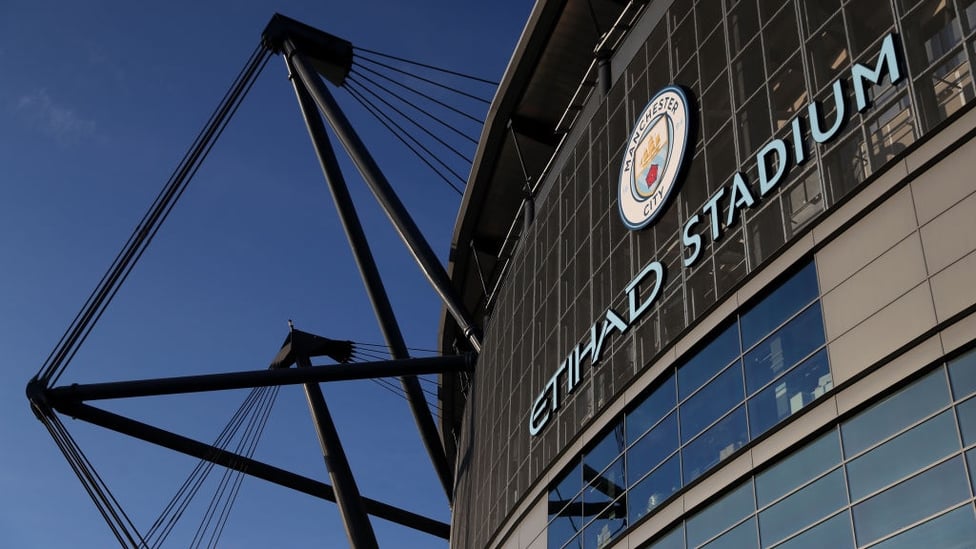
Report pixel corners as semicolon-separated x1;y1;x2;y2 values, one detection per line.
618;86;690;230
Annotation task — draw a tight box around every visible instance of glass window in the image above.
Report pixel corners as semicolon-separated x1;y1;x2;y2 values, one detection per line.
916;47;974;131
846;410;959;501
679;324;741;400
763;5;799;75
683;406;749;482
759;468;846;548
772;511;854;549
967;449;976;493
583;495;627;549
744;303;825;394
852;457;970;546
687;481;755;548
585;424;626;477
628;455;681;525
552;461;583;507
948;347;976;399
956;396;976;446
681;363;746;443
844;1;894;59
629;412;679;486
841;368;951;457
756;430;841;507
901;0;962;74
628;375;677;445
727;0;760;58
806;14;849;91
549;494;584;549
801;0;841;34
701;517;758;549
870;504;976;549
748;349;831;437
647;524;685;549
585;455;626;510
740;263;819;350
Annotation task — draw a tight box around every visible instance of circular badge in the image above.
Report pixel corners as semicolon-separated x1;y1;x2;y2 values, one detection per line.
618;86;690;230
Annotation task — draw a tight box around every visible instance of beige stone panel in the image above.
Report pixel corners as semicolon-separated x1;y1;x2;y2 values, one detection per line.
906;106;976;174
736;233;814;308
624;495;684;549
751;396;839;469
816;187;918;293
835;334;944;416
941;310;976;355
519;495;549;549
931;250;976;322
812;159;908;246
911;137;976;225
920;191;976;274
682;452;753;512
500;532;518;549
827;282;937;386
821;233;927;339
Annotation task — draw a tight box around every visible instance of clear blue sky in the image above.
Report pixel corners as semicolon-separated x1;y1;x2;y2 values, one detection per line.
0;1;529;546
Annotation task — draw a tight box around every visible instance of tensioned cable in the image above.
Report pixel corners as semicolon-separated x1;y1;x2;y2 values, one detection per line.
346;81;465;194
351;65;485;130
345;84;465;195
345;78;469;187
353;341;443;355
352;46;499;86
36;44;271;388
353;55;492;105
347;71;478;147
346;75;473;163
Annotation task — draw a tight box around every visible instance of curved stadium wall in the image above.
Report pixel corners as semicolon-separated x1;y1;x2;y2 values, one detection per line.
451;1;976;548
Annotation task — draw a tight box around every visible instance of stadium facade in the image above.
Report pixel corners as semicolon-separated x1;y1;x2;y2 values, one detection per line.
441;1;976;548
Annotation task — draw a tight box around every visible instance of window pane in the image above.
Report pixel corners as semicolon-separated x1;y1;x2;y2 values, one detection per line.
648;524;684;549
748;349;831;438
629;412;679;486
681;362;746;443
852;457;970;546
956;396;976;446
870;505;976;549
628;454;681;525
948;347;976;399
679;323;741;400
702;517;758;549
740;263;818;349
756;430;842;507
771;511;854;549
841;368;951;457
683;406;749;482
628;375;677;445
759;468;847;548
585;455;625;509
745;303;826;394
968;449;976;493
585;424;626;477
687;481;755;548
583;495;627;549
846;410;959;501
549;494;584;549
901;0;962;74
552;461;583;506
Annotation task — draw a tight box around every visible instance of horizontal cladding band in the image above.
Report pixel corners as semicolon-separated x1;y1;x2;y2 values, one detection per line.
528;33;903;438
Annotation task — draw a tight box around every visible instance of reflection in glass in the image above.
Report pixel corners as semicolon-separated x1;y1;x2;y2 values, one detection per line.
687;481;755;548
740;263;819;349
549;494;584;549
683;406;749;483
948;347;976;399
647;524;684;549
584;495;627;549
702;517;758;549
628;455;681;525
758;468;846;548
871;504;976;549
756;430;841;507
852;457;969;546
748;350;831;438
627;375;677;446
628;412;679;486
847;410;959;501
681;363;745;443
585;455;626;510
744;303;826;394
841;368;950;457
679;323;741;400
772;511;854;549
956;396;976;446
585;424;626;478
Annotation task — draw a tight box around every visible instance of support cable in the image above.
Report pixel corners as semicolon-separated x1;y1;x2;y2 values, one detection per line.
344;84;464;196
352;46;499;85
346;74;474;163
36;44;271;388
350;64;485;130
352;55;492;104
